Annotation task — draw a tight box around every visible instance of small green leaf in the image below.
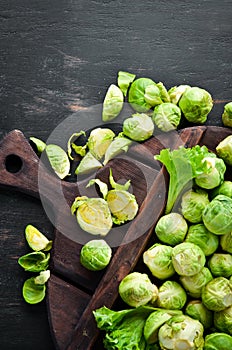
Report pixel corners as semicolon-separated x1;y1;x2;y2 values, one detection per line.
75;152;102;175
118;71;136;97
34;270;50;285
46;144;70;179
67;131;86;160
109;168;131;191
18;251;50;272
87;178;109;199
30;137;46;155
22;277;46;304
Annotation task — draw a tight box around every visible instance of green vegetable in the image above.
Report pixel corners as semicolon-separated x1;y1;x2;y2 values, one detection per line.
216;135;232;166
88;127;115;160
119;272;158;308
75;151;102;175
144;84;163;107
80;239;112;271
202;195;232;235
181;189;210;223
155;213;188;246
185;300;213;329
118;71;136;96
71;196;113;236
195;156;226;189
172;242;206;277
67;130;86;160
18;251;50;272
179;86;213;123
102;84;124;121
211;181;232;199
143;244;175;280
103;133;133;165
156;82;170;103
123;113;154;141
157;281;187;310
22;277;46;304
214;306;232;335
220;231;232;254
185;224;219;256
202;277;232;311
222;101;232;127
155;145;211;214
180;267;213;298
25;224;52;252
46;144;70;179
30;137;46;154
158;314;204;350
152;102;182;132
204;332;232;350
128;78;157;112
168;85;191;104
208;253;232;278
34;270;50;285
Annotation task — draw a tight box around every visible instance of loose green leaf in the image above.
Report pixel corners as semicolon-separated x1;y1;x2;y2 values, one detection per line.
102;84;124;122
67;130;86;160
156;82;170;102
103;133;133;165
71;143;87;157
22;277;46;304
34;270;51;285
25;224;52;251
87;178;109;199
109;168;131;191
30;137;46;155
75;152;102;175
46;144;70;179
118;71;136;96
18;251;50;272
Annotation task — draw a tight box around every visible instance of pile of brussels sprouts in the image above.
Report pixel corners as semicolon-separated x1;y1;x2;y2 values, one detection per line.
94;135;232;350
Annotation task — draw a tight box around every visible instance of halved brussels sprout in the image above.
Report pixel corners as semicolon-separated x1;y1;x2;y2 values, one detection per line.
185;223;219;256
222;101;232;127
128;78;157;112
117;71;136;97
25;224;52;252
204;332;232;350
71;196;113;236
180;267;213;298
102;84;124;121
172;242;206;276
179;86;213;123
202;195;232;235
152;102;182;132
106;189;138;224
143;244;175;280
202;277;232;311
181;189;209;223
195;156;226;189
185;300;213;329
119;272;158;308
80;239;112;271
157;281;187;310
75;151;102;175
123;113;154;141
158;315;204;350
88;127;115;160
216;135;232;166
211;181;232;199
155;213;188;246
168;85;191;104
214;305;232;335
208;253;232;278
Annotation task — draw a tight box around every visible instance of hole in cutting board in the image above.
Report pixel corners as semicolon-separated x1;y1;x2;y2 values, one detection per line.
5;154;23;173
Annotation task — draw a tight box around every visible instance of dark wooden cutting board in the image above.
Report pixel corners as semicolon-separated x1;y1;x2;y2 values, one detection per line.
0;125;231;350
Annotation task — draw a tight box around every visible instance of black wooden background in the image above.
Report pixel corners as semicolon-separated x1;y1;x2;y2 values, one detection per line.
0;1;231;349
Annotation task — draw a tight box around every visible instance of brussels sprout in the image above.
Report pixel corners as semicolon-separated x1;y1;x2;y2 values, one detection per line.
119;272;158;308
152;102;182;132
202;195;232;235
102;84;124;121
185;300;213;329
71;196;113;236
222;101;232;127
220;231;232;254
168;85;191;104
180;267;213;298
22;277;46;304
30;136;46;155
106;189;138;224
128;78;157;112
34;270;50;285
156;82;170;103
185;224;219;256
216;135;232;166
155;213;188;246
18;251;50;272
144;309;182;344
144;84;163;107
179;86;213;123
103;133;133;165
204;332;232;350
46;144;70;179
158;314;204;350
117;71;136;97
87;127;115;160
214;305;232;335
25;224;52;252
80;239;112;271
195;156;226;189
211;181;232;199
181;189;210;223
202;277;232;311
123;113;154;141
208;253;232;278
157;281;187;310
172;242;206;276
75;151;103;175
143;244;175;280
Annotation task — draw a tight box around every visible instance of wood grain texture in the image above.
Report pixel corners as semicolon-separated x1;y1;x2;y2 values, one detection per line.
0;0;232;349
